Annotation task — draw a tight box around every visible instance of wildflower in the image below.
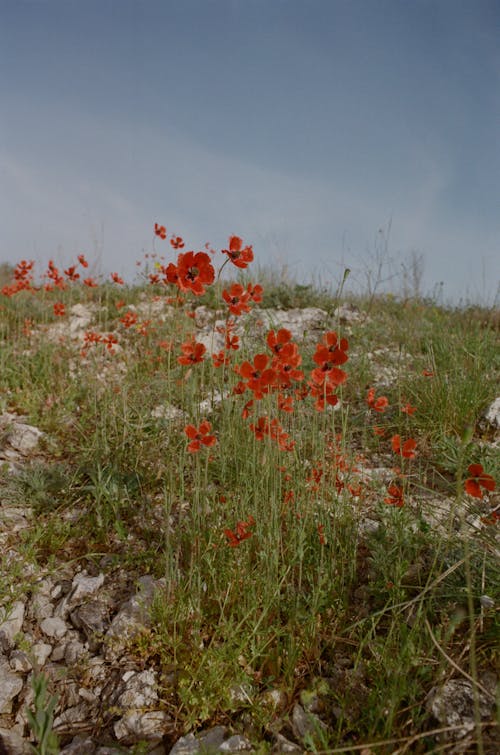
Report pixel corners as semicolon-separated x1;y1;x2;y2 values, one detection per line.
170;235;184;249
111;272;124;284
464;464;496;499
184;420;217;452
120;311;138;328
177;337;206;365
317;524;326;545
391;435;417;459
373;425;386;436
64;265;80;282
401;402;417;415
154;223;167;239
222;283;251;316
83;277;98;287
53;302;65;317
366;387;389;413
102;333;118;352
77;254;89;268
224;515;255;547
385;484;404;507
175;251;215;295
422;368;434;377
247;283;263;302
221;235;254;269
238;353;277;398
212;351;230;367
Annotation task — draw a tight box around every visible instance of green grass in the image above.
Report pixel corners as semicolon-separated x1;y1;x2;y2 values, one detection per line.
0;252;498;751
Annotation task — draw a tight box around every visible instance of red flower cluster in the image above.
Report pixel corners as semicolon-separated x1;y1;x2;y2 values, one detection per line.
184;420;217;452
464;464;495;499
366;387;388;413
224;515;255;547
53;302;65;317
249;416;295;451
166;251;215;296
177;337;206;365
2;260;35;296
221;236;254;269
385;484;404;507
391;435;417;459
154;223;167;239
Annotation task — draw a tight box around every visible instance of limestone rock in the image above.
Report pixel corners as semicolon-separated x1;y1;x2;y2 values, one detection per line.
113;709;171;743
0;662;24;714
427;679;495;740
0;600;25;650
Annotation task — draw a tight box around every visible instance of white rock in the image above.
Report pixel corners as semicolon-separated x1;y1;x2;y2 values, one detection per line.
32;642;53;667
0;663;24;713
219;734;253;751
484;397;500;429
40;616;68;639
117;669;158;709
0;600;25;649
0;726;32;755
113;710;171;742
427;679;495;739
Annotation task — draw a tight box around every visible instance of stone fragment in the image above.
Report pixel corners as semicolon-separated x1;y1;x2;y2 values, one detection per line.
0;600;25;650
0;662;23;713
0;413;44;455
59;735;97;754
169;733;198;754
9;649;33;673
104;576;163;660
0;727;32;755
117;668;158;709
32;641;53;667
197;726;226;750
53;702;92;731
427;679;495;740
219;734;253;751
65;639;87;665
40;616;68;639
484;396;500;430
70;600;109;650
272;733;303;753
113;709;171;742
55;571;105;619
291;702;327;740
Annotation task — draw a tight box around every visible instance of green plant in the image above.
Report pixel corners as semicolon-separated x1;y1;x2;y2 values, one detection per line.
26;670;59;755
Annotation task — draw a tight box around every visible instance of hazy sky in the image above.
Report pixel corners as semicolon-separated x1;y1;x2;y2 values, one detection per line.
1;0;499;302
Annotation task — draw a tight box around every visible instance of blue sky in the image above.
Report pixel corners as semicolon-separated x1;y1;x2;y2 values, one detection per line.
1;0;499;302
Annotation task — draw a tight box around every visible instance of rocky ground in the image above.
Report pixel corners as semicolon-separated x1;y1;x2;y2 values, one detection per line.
0;303;498;754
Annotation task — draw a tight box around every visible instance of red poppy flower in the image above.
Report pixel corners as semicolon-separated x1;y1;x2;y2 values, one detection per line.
464;464;496;499
212;351;230;367
267;328;292;356
391;435;417;459
64;265;80;282
224;515;255;547
176;251;215;295
385;484;404;507
83;277;98;287
120;311;138;328
111;272;124;285
53;302;65;317
102;333;118;351
366;387;389;413
184;420;217;452
177;337;206;365
222;283;251;316
170;235;185;249
77;254;89;268
401;402;417;415
221;235;254;269
247;283;263;302
154;223;167;239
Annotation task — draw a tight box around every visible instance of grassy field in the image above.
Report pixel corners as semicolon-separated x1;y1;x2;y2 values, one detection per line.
0;237;498;753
